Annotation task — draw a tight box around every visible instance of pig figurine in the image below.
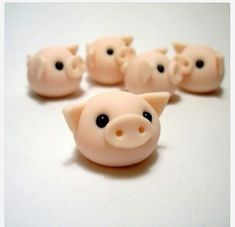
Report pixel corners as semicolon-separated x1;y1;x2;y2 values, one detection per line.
123;48;183;96
86;36;135;85
27;45;85;97
63;91;170;167
172;42;224;93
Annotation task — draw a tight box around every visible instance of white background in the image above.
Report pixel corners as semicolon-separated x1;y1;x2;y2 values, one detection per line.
5;3;230;227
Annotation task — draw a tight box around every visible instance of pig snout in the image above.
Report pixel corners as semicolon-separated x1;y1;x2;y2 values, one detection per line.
66;56;85;79
104;114;153;149
174;54;193;75
168;54;193;84
116;47;136;73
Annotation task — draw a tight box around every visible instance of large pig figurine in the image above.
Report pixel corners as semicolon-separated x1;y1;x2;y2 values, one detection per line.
172;42;224;93
27;45;85;97
63;91;170;167
86;36;135;85
123;48;183;96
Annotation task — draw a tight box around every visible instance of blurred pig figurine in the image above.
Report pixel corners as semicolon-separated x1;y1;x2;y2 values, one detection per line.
172;42;224;93
63;91;170;167
27;45;85;97
123;48;183;96
86;36;135;85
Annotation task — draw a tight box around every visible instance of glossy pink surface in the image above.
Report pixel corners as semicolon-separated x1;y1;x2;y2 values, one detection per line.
173;43;224;93
86;36;135;85
27;45;85;97
124;48;178;96
63;91;170;167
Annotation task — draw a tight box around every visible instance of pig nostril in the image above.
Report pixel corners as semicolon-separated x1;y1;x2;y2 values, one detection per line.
116;129;123;137
138;126;145;134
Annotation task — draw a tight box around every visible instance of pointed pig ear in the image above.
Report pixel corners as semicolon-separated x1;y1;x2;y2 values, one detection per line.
172;42;187;53
155;47;168;55
67;45;79;55
216;53;224;76
141;92;170;116
86;43;95;68
138;60;154;84
63;103;85;134
87;43;94;56
34;56;45;80
122;35;133;46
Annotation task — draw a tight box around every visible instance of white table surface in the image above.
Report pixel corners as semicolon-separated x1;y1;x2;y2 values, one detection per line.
5;3;230;227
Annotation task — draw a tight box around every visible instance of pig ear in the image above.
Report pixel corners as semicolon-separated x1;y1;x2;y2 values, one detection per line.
141;92;170;116
122;35;133;46
67;45;79;55
86;43;95;68
34;56;45;80
155;47;168;55
173;42;187;53
87;43;94;56
63;103;85;134
138;60;154;84
216;53;224;76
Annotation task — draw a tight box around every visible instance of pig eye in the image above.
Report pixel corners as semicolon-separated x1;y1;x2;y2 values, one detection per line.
156;64;165;73
143;111;152;122
195;59;204;69
96;114;109;128
106;48;114;56
55;61;64;70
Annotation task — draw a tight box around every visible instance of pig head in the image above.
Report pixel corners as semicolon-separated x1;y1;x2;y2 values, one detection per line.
28;45;85;81
27;45;85;97
124;48;186;96
63;91;170;167
86;36;136;84
172;42;224;93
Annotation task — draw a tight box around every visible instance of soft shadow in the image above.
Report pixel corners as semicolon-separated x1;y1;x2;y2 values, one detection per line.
64;147;160;179
178;87;224;98
156;144;167;150
27;87;85;104
168;93;181;105
85;75;125;90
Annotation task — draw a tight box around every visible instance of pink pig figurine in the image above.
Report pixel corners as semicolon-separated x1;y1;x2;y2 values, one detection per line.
27;45;85;97
123;48;184;96
86;36;135;85
63;91;170;167
172;42;224;93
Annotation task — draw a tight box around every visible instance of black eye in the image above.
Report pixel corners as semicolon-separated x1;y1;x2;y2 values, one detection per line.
96;114;109;128
195;59;204;68
143;111;152;122
55;61;64;70
106;48;114;55
157;64;164;73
